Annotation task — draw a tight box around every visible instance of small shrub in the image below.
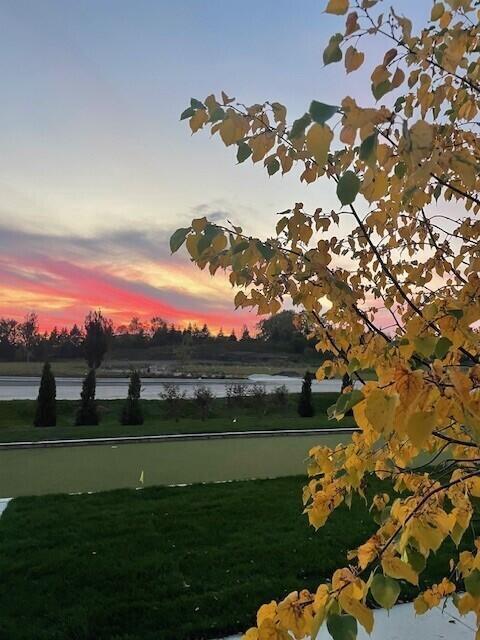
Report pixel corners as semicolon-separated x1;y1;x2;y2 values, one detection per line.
34;362;56;427
298;371;314;418
247;383;267;410
75;368;99;426
121;370;144;425
160;383;186;421
271;384;289;410
193;385;214;420
226;383;248;408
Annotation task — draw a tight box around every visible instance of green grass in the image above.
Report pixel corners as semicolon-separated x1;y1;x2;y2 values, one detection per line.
0;394;354;442
0;476;466;640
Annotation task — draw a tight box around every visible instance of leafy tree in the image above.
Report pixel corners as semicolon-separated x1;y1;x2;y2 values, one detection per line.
17;312;39;362
240;325;251;341
298;371;315;418
160;383;186;421
257;310;297;343
174;2;480;636
0;318;18;360
193;385;214;420
121;369;144;425
84;310;112;370
75;368;99;426
271;384;289;409
34;362;56;427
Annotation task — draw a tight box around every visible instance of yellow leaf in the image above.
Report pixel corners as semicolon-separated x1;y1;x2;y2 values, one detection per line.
357;539;378;569
361;171;388;202
431;3;445;21
345;46;364;73
257;601;277;626
219;114;245;146
250;133;275;163
339;594;374;634
406;411;436;448
365;389;399;434
382;556;418;585
258;618;290;640
325;0;349;15
306;124;333;168
414;595;429;614
409;121;434;152
189;109;208;133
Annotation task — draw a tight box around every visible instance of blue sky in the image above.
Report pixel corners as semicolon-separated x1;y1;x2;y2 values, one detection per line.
0;0;430;329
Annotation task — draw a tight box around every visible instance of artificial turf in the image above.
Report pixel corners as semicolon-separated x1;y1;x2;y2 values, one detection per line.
0;475;463;640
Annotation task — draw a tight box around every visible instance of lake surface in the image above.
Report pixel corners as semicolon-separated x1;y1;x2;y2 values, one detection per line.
0;375;343;401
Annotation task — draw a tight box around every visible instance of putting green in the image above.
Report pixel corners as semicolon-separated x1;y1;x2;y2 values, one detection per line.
0;432;352;497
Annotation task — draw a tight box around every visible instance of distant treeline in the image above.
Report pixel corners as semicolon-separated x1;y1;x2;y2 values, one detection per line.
0;310;321;362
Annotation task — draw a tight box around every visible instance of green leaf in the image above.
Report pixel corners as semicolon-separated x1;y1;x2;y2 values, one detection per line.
394;96;405;113
231;240;250;254
326;614;357;640
170;227;190;253
180;107;195;120
370;574;400;610
309;100;339;124
336;171;360;205
359;134;377;166
256;240;275;260
190;98;205;109
203;223;221;243
413;335;437;358
406;547;426;573
347;358;360;375
447;309;463;320
433;183;442;201
465;569;480;597
237;143;252;163
290;113;312;139
435;336;453;359
267;159;280;176
394;162;407;179
197;234;211;255
330;389;364;419
323;33;343;65
209;107;225;123
372;80;391;101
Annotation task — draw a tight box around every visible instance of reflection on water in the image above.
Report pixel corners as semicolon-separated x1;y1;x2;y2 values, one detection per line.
0;375;343;401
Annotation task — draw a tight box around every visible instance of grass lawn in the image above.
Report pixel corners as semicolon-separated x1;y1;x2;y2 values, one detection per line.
0;475;463;640
0;394;354;442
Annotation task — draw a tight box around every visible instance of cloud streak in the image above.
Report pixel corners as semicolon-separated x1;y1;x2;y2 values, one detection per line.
0;224;254;331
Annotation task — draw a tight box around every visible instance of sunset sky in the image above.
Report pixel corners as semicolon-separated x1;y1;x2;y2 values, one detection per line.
1;0;428;332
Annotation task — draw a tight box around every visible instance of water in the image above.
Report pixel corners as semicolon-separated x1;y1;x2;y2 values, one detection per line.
0;375;343;401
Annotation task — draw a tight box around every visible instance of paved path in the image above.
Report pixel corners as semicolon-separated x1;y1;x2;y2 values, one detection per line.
219;598;475;639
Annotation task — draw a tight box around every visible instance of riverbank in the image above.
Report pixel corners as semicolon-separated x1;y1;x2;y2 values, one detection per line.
0;357;322;379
